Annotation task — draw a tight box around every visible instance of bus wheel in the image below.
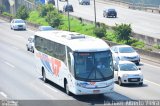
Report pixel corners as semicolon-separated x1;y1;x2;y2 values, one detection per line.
42;69;47;83
65;81;70;95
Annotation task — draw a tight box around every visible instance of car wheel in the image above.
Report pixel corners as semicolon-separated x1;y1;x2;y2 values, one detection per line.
103;14;105;17
118;78;123;86
31;47;34;53
27;47;29;51
136;61;140;65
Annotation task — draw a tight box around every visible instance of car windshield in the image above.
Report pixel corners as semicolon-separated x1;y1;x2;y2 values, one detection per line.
108;9;115;11
119;63;138;71
119;47;135;53
74;50;114;81
39;26;54;31
66;5;72;8
15;20;25;23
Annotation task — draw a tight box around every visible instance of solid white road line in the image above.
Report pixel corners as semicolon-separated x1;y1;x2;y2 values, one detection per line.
142;62;160;69
0;92;8;98
4;61;15;68
144;79;160;87
43;84;58;93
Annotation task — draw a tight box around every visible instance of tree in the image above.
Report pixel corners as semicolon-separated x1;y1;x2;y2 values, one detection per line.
38;4;55;17
114;24;132;43
46;11;63;28
93;23;106;38
16;5;29;20
0;5;5;13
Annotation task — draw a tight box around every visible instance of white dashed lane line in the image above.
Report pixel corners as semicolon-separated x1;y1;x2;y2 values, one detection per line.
43;84;58;93
0;92;8;98
144;79;160;87
4;61;15;68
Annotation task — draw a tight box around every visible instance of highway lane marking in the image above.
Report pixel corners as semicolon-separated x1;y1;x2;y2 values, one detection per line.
142;62;160;69
43;84;58;93
4;61;15;68
11;46;19;50
144;79;160;87
16;35;24;39
0;92;8;98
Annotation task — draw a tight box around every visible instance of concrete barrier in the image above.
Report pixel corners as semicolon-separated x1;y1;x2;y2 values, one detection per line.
132;32;160;46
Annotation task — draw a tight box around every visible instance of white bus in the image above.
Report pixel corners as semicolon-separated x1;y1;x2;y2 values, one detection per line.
34;30;114;95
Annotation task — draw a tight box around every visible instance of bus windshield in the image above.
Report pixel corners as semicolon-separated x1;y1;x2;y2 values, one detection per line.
74;50;113;81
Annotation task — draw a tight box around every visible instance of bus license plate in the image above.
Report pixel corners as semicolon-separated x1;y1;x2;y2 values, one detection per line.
93;90;100;94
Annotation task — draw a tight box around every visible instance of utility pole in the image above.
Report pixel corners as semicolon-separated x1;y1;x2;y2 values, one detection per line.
67;0;70;31
57;0;59;12
9;0;16;15
93;0;97;27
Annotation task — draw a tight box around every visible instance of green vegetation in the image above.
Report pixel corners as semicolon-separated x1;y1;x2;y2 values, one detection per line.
16;5;29;20
93;24;106;38
114;24;132;44
59;16;95;36
153;44;160;49
2;4;150;50
27;11;48;25
0;4;5;12
2;12;14;17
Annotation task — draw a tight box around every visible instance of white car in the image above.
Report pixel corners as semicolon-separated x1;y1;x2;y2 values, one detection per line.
114;61;143;86
111;45;140;65
10;19;26;30
79;0;90;5
26;36;34;53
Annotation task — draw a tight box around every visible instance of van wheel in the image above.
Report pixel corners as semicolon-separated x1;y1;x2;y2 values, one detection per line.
42;69;47;83
64;81;70;95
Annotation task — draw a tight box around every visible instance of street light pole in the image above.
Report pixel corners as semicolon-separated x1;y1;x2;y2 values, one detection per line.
93;0;97;27
57;0;59;12
67;0;70;31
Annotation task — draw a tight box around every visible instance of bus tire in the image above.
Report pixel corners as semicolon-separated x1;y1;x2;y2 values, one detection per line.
64;80;70;95
42;68;47;83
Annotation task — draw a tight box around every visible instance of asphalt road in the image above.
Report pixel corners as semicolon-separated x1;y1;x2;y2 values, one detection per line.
57;0;160;39
0;19;160;106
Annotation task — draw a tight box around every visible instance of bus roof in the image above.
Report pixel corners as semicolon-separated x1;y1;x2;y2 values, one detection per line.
35;30;110;52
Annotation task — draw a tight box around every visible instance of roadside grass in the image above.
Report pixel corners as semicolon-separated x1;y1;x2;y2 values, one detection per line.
59;16;95;36
10;8;157;51
27;11;48;25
